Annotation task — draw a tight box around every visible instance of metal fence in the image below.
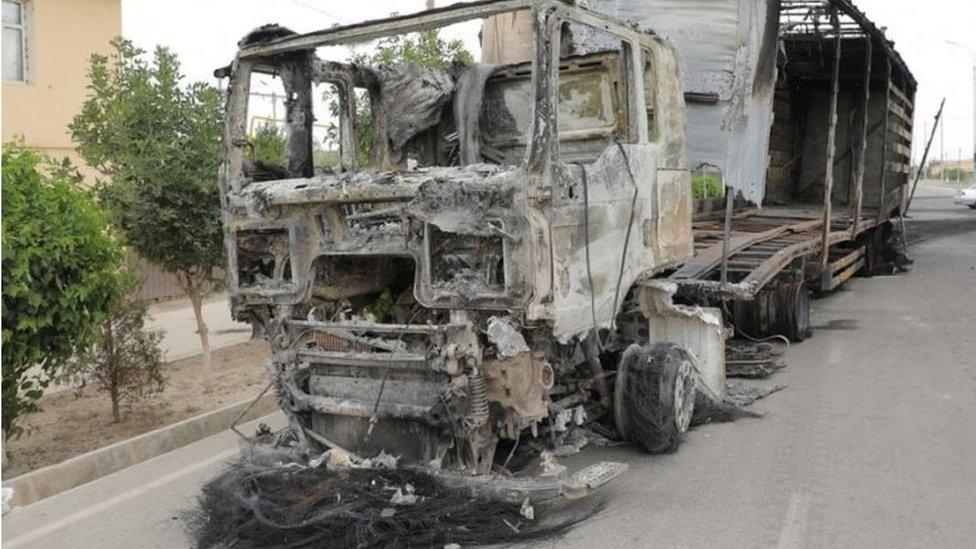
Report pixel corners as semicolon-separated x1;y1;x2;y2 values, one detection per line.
127;253;222;302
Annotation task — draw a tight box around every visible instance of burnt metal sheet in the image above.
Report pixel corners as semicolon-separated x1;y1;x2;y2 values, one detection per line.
575;0;780;206
482;0;779;205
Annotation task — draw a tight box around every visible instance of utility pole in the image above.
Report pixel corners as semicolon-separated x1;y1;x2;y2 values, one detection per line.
906;98;946;214
947;40;976;185
922;120;928;178
940;115;946;180
960;148;964;182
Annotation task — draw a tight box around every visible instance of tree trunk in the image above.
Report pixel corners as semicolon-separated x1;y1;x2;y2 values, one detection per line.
187;287;213;385
107;319;122;423
110;386;121;423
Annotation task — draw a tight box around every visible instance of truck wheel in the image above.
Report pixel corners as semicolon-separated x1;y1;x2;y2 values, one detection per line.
614;343;696;454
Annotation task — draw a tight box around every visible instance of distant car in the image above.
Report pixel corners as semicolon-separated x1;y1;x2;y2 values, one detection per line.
955;186;976;209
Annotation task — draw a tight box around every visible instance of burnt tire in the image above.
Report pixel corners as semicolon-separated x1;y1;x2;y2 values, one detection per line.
732;278;810;342
614;343;696;454
860;223;898;276
778;280;811;342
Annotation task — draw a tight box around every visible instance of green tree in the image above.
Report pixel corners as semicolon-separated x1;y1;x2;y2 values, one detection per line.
61;274;165;423
252;121;285;166
369;29;473;69
326;30;473;165
70;38;224;378
1;144;124;438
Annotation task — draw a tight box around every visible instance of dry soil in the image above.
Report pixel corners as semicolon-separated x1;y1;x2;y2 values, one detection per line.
2;340;271;478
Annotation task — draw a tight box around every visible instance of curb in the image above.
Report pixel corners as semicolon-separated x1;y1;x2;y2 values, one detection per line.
2;394;277;509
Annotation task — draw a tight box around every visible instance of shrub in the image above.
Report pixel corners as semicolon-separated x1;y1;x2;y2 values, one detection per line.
2;144;123;438
252;122;285;166
61;275;165;423
692;173;724;200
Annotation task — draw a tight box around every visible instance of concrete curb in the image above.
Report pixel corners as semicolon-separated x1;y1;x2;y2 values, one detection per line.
2;394;277;508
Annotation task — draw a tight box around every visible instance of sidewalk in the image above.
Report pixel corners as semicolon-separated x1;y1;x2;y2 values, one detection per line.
146;293;252;362
1;412;287;549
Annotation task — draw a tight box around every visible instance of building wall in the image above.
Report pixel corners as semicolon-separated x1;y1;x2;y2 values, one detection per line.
2;0;121;179
2;0;187;301
929;159;975;179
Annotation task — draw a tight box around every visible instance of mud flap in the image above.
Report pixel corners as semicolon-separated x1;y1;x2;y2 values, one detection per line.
637;280;727;398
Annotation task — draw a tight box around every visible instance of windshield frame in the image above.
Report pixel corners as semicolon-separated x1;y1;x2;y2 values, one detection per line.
218;0;660;195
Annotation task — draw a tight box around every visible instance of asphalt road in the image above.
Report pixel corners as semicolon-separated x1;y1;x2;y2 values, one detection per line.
3;187;974;549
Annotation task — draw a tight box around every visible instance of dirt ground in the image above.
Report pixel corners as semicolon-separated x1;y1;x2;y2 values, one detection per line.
2;340;272;478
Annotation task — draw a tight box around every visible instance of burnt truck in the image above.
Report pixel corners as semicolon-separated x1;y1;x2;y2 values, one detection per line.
216;0;914;480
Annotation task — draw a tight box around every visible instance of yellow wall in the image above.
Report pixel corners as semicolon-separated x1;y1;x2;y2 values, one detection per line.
2;0;121;179
929;159;975;178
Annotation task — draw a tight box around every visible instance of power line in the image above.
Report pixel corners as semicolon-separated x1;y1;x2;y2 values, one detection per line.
283;0;340;19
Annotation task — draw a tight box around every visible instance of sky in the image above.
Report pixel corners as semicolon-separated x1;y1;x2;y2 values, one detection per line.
122;0;976;165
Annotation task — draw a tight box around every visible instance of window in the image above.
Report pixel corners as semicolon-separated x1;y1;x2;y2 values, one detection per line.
243;68;354;180
552;22;636;164
642;48;657;141
2;0;27;82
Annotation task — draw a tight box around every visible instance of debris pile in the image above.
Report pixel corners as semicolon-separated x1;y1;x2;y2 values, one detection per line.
725;341;787;379
186;449;604;549
691;391;763;425
689;339;789;425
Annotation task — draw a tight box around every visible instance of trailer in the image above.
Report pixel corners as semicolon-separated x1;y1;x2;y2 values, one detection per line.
672;0;916;340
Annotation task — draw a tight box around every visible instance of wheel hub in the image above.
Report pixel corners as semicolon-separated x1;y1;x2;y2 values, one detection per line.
672;359;695;433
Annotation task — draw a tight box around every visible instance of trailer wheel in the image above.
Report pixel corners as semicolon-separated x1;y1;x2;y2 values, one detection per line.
733;278;810;342
614;343;696;454
861;223;896;276
777;279;811;342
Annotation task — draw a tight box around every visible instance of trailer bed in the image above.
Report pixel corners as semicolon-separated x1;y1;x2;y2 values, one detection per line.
667;207;887;300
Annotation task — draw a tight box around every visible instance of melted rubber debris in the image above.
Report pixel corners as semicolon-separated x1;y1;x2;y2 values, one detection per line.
184;455;605;549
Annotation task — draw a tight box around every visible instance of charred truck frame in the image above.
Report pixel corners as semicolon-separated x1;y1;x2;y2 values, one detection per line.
218;0;709;477
216;0;914;480
480;0;916;338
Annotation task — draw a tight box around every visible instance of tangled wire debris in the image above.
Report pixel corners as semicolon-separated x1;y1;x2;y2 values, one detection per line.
688;339;789;423
691;392;762;425
724;383;787;407
185;453;604;549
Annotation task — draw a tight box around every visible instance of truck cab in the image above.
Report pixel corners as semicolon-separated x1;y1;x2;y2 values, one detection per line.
217;0;712;474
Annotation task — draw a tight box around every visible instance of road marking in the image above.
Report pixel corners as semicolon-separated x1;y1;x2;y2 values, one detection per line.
776;492;809;549
5;446;239;549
